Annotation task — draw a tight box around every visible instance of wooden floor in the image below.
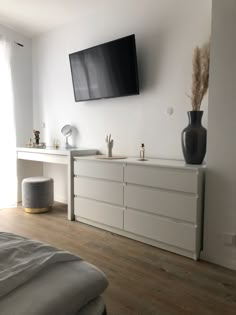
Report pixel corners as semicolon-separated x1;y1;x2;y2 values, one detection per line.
0;203;236;315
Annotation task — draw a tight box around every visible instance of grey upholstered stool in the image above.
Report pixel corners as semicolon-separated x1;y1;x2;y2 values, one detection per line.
22;177;54;213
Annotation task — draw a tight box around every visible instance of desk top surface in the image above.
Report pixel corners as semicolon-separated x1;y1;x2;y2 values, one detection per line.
16;147;97;156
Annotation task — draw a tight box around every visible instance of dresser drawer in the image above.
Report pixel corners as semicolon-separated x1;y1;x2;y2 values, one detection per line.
74;159;123;182
124;184;198;223
75;197;123;229
124;164;198;193
124;209;196;252
74;177;123;206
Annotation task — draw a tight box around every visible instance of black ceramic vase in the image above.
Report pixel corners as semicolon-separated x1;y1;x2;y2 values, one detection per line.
181;111;207;164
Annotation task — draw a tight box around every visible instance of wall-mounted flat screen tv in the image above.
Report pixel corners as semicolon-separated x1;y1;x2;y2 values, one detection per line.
69;34;139;102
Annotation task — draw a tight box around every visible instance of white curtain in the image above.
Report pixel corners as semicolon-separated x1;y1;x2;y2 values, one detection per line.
0;37;17;208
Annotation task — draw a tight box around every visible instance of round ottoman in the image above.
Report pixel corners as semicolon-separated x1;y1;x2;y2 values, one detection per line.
22;177;54;213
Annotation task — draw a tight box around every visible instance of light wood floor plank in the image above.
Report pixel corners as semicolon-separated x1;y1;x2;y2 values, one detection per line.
0;203;235;315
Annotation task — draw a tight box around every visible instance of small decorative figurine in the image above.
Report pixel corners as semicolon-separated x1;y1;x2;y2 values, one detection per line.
33;129;40;145
106;134;113;158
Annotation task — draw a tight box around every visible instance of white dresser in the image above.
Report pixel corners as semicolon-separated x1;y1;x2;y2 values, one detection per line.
73;156;205;260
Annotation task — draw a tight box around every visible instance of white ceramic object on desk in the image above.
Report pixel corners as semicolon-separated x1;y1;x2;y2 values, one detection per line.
61;125;73;149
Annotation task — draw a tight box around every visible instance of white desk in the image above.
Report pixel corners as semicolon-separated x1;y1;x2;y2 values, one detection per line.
16;147;97;220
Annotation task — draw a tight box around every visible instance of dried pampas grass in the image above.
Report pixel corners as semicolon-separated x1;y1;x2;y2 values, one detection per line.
191;41;210;111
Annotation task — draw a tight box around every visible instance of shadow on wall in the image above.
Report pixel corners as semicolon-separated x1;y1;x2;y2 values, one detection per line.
137;31;164;93
71;126;79;147
204;166;236;252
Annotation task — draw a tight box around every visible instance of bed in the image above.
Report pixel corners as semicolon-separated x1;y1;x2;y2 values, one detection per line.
0;232;108;315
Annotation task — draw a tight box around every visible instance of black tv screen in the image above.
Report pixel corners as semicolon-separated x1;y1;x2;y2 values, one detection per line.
69;34;139;102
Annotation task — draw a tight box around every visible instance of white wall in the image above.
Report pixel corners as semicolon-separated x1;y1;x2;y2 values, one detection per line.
202;0;236;270
0;24;32;146
32;0;211;202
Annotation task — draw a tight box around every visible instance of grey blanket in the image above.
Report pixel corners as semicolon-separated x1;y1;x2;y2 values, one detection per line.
0;232;80;298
